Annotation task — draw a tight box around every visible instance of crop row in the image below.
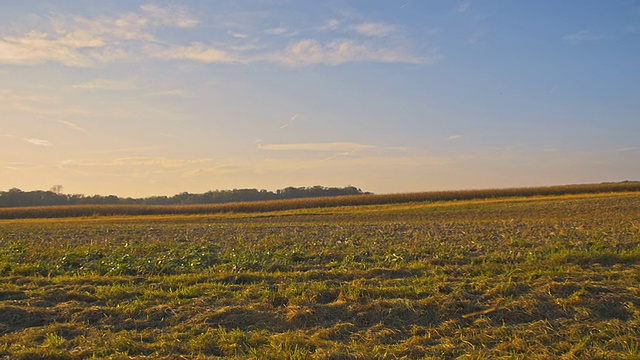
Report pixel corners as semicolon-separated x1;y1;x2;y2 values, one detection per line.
0;181;639;219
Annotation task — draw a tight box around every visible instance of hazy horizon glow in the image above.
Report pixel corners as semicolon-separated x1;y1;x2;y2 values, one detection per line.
2;1;639;197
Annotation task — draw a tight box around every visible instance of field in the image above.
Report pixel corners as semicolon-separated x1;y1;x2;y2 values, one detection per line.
0;191;639;359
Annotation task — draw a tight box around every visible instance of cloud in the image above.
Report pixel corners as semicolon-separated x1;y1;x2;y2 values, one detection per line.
279;113;300;129
563;31;605;44
2;161;47;170
272;39;427;66
228;31;249;39
56;120;86;132
0;31;95;67
25;138;53;146
153;42;237;63
0;89;58;106
159;37;432;66
447;135;462;140
617;146;638;152
1;95;96;128
265;27;290;35
0;4;197;67
86;47;133;63
353;22;397;37
0;5;436;68
140;4;199;28
318;19;341;32
57;12;154;43
456;1;471;12
259;142;377;152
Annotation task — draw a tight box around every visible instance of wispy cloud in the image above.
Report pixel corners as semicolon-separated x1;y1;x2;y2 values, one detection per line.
0;4;435;68
152;42;237;63
456;1;471;13
56;120;86;132
279;113;300;129
617;146;638;152
271;39;428;66
228;31;249;39
0;31;96;67
265;27;290;36
0;90;96;122
87;46;135;63
563;31;605;44
447;135;462;140
2;161;47;170
0;89;58;107
25;138;53;146
65;12;153;42
140;4;199;28
318;19;341;32
0;4;196;67
353;22;397;37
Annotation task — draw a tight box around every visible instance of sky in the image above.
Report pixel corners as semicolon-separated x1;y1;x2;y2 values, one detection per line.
1;1;639;197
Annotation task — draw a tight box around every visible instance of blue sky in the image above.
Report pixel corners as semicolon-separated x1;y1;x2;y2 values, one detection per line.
1;1;639;197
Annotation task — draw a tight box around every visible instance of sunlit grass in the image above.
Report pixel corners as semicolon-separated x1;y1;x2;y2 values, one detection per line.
0;191;638;358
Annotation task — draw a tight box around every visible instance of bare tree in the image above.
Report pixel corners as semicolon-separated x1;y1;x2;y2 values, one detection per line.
50;185;64;194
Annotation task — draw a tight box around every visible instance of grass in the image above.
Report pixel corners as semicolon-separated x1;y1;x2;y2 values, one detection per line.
0;191;638;358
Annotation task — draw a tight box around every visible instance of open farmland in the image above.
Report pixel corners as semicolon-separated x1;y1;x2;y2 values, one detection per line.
0;192;639;359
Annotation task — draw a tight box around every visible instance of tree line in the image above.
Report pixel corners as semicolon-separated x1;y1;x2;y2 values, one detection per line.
0;186;370;208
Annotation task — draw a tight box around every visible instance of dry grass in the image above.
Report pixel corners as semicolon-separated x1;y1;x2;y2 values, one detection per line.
0;191;638;358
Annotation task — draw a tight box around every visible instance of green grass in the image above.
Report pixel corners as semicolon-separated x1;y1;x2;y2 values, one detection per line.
0;192;638;358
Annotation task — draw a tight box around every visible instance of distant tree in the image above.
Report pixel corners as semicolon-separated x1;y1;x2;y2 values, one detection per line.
67;194;85;205
143;196;172;205
0;185;368;207
0;188;23;207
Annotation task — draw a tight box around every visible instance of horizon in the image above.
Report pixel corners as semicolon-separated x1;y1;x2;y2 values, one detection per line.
2;1;639;198
3;180;638;199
